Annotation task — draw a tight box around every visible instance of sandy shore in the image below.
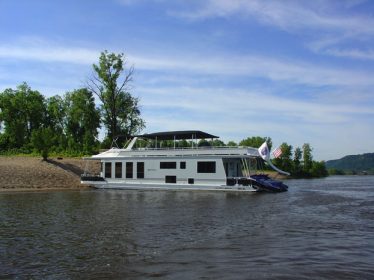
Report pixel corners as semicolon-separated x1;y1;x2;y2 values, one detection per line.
0;156;100;191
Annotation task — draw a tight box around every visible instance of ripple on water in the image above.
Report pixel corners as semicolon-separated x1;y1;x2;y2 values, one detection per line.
0;176;374;279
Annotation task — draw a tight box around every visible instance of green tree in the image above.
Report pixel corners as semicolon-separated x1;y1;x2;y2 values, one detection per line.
65;88;100;153
177;139;190;148
0;83;46;149
198;139;210;147
211;139;225;146
303;143;313;172
328;168;345;175
239;136;272;150
227;141;237;146
45;95;67;150
293;147;302;175
31;127;54;160
311;161;328;177
87;51;145;145
272;142;293;172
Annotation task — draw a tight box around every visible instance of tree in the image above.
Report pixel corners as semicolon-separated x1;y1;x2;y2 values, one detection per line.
239;136;272;150
0;83;46;149
65;88;101;153
303;143;313;172
46;95;67;150
293;147;302;175
198;139;210;147
87;51;145;145
31;127;54;160
211;139;225;146
46;95;66;134
311;161;328;177
227;141;237;147
272;142;293;172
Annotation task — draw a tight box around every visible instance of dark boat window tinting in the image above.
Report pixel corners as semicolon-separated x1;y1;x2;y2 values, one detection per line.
160;162;177;169
115;162;122;178
165;176;177;183
105;162;112;178
197;161;216;173
126;162;133;178
137;162;144;178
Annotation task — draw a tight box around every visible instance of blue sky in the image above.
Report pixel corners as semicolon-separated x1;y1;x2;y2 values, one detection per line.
1;0;374;160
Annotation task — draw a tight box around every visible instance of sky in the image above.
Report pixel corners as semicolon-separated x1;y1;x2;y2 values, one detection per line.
1;0;374;160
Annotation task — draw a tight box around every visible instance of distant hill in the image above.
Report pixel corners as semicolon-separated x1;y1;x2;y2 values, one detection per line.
326;153;374;173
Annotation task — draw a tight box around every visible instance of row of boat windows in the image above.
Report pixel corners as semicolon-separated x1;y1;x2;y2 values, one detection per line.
160;161;216;173
104;162;144;179
103;161;216;178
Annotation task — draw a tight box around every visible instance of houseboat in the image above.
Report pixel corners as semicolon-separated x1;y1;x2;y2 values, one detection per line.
81;130;289;192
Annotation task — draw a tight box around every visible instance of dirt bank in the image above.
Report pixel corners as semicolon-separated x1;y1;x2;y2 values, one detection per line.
0;156;100;191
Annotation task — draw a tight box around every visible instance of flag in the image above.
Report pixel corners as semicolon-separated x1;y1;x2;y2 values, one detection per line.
272;146;282;158
258;141;270;161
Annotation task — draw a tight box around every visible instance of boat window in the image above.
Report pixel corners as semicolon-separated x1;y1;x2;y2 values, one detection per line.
126;162;133;178
137;162;144;178
188;178;194;184
180;162;186;169
105;162;112;178
115;162;122;178
197;161;216;173
165;176;176;183
160;162;176;169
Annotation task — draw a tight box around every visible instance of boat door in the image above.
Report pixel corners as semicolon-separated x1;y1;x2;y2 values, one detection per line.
224;160;240;177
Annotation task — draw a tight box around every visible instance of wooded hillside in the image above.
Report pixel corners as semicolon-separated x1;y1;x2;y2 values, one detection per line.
326;153;374;174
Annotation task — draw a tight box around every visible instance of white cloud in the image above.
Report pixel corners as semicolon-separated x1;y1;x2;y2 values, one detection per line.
138;86;373;125
1;40;373;88
321;48;374;60
1;38;374;97
0;45;98;65
169;0;374;60
138;85;374;160
134;53;374;87
171;0;374;34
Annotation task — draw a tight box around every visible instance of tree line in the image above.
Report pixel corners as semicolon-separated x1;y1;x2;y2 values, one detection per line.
0;51;144;159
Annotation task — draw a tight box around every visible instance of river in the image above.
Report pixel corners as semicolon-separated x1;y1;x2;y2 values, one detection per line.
1;176;373;279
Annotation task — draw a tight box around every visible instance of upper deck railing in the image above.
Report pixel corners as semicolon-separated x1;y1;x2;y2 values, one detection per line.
93;145;260;159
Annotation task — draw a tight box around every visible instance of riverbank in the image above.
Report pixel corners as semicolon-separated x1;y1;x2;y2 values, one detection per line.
0;156;100;192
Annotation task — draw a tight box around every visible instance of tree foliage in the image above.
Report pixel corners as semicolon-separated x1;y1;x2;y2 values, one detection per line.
302;143;313;172
273;142;293;172
0;83;45;149
87;51;145;145
239;136;272;150
65;88;101;153
0;51;147;157
293;147;302;174
31;127;54;160
0;85;102;156
270;142;327;178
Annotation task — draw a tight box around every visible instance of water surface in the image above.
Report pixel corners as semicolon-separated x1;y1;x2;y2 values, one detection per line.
1;176;373;279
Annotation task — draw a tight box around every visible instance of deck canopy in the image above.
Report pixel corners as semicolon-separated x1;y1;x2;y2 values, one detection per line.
135;130;219;140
